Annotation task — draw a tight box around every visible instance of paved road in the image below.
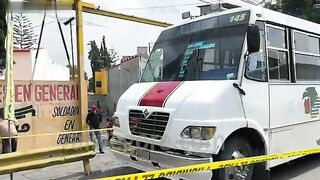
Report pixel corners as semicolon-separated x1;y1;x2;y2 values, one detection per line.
271;154;320;180
0;147;319;180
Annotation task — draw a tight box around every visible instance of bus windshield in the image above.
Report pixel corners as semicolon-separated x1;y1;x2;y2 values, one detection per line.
141;12;250;82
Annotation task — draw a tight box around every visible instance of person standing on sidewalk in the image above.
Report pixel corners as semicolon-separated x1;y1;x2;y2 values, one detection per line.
86;105;104;154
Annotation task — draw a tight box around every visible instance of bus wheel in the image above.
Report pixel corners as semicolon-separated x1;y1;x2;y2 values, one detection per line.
213;136;254;180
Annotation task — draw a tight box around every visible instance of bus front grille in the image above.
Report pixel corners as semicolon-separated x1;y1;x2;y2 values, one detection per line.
129;110;169;140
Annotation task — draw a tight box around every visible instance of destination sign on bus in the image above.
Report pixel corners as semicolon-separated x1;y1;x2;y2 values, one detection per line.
177;11;250;36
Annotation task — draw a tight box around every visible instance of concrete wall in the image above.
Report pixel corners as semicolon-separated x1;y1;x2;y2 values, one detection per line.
13;50;33;80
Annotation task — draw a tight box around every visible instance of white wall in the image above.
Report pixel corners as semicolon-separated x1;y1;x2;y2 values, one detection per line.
0;49;69;81
30;49;69;81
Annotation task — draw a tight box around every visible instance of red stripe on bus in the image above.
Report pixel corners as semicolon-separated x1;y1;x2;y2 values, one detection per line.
139;82;182;107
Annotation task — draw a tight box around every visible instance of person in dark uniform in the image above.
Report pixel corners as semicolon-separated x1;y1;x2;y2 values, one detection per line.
86;105;104;153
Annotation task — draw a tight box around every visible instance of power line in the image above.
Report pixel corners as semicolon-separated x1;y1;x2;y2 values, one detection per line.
32;20;56;28
32;16;108;29
83;21;109;29
108;2;203;11
47;15;109;29
30;2;200;29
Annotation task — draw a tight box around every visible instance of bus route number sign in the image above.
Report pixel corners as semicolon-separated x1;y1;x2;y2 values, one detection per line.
230;13;247;23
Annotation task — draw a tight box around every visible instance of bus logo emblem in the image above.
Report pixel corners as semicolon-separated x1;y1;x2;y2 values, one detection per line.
302;87;320;118
143;109;150;118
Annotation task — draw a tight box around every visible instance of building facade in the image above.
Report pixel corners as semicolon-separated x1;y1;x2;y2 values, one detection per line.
89;47;148;117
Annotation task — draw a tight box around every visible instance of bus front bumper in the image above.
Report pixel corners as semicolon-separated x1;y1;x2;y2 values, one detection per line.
109;137;213;180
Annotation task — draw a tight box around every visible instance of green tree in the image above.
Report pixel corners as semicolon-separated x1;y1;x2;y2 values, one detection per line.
13;14;37;49
100;35;112;68
0;0;7;71
87;36;117;92
88;40;101;92
109;48;120;65
264;1;281;11
88;40;101;72
88;77;95;92
283;0;320;23
265;0;320;23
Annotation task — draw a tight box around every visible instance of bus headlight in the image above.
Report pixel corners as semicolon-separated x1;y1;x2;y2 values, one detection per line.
181;127;216;140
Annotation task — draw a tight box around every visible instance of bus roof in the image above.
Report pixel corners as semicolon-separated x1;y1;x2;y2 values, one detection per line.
172;6;320;36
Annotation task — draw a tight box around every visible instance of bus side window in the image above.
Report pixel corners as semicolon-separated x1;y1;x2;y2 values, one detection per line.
294;31;320;81
245;22;267;81
266;26;290;81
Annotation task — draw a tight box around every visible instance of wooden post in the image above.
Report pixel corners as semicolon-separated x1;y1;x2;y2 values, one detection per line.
75;0;91;175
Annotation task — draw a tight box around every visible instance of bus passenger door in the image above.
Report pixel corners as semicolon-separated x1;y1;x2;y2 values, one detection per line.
267;25;295;167
241;21;270;155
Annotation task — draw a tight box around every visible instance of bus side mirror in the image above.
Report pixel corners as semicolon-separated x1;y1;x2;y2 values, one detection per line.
247;25;260;54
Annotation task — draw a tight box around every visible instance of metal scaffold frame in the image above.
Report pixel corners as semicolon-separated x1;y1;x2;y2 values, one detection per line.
73;0;172;174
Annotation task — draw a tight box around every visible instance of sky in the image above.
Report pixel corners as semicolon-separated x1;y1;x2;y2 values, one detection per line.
18;0;204;78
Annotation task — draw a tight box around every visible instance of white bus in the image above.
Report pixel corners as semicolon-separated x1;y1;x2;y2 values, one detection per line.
109;5;320;180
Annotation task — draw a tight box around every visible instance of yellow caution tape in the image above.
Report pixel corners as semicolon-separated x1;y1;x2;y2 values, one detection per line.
0;128;113;140
97;148;320;180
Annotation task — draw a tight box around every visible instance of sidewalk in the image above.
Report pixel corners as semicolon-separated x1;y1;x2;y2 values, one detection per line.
0;146;140;180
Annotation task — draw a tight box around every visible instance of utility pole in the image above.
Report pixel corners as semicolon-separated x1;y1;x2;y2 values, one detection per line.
64;17;76;80
75;0;91;175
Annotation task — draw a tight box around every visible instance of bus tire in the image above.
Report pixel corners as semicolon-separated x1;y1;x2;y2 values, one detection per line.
212;136;255;180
